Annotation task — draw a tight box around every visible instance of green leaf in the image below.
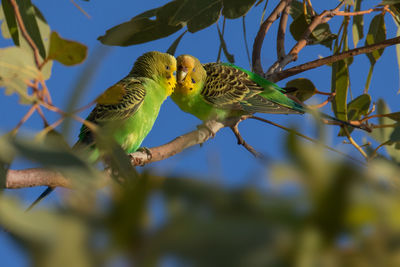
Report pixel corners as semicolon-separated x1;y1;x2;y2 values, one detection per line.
98;1;183;46
396;26;400;93
381;0;400;4
169;0;223;33
17;0;46;59
0;46;40;104
1;0;19;45
166;30;187;56
47;31;87;66
285;78;317;101
289;14;337;49
369;100;400;162
365;14;386;65
385;112;400;121
222;0;257;19
352;0;364;48
12;134;102;184
339;94;371;135
331;60;349;121
217;24;235;63
389;4;400;25
347;94;371;121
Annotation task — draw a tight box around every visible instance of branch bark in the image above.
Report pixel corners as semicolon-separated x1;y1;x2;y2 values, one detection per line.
270;36;400;82
276;0;291;60
252;0;291;74
266;1;345;79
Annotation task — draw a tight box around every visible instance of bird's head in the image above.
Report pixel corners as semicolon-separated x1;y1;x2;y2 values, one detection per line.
130;51;177;96
174;54;206;95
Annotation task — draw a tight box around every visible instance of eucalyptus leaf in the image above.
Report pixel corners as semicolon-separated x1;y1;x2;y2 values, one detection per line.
339;94;371;135
1;0;19;45
48;31;87;66
352;0;364;48
331;60;349;122
285;78;316;102
222;0;257;19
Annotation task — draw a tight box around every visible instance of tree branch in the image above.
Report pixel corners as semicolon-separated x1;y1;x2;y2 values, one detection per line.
252;0;291;74
270;36;400;82
276;0;291;60
266;1;345;79
129;120;227;166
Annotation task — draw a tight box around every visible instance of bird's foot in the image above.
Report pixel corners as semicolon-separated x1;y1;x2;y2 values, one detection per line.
137;147;153;161
197;120;218;137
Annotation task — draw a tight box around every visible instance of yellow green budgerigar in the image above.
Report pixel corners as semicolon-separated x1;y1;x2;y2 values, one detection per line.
28;51;177;210
172;54;361;126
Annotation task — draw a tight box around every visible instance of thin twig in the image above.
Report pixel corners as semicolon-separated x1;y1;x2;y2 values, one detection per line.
12;104;38;133
216;17;226;63
252;0;290;74
70;0;91;19
277;0;291;60
230;122;263;158
270;36;400;82
343;127;368;159
266;1;346;78
371;140;392;159
248;115;366;165
242;16;252;68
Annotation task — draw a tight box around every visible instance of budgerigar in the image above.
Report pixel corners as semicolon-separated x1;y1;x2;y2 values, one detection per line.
28;51;177;210
172;54;360;127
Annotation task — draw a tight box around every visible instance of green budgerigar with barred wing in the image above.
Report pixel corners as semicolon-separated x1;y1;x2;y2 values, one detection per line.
29;51;177;210
171;55;361;127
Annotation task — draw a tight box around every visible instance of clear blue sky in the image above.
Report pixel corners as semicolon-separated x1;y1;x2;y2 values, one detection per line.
1;0;399;266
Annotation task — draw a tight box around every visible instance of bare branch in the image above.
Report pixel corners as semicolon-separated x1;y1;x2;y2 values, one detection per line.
270;35;400;82
6;169;71;189
252;0;291;74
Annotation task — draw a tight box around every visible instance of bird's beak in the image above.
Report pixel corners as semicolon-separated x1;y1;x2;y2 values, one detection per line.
177;66;188;83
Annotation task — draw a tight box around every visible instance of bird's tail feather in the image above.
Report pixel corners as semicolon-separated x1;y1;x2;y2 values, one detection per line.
26;186;54;212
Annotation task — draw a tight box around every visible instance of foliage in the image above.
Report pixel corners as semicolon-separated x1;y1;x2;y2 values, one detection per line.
1;0;400;266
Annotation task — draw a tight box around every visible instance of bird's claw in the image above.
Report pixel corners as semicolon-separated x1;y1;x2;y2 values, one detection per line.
197;120;218;137
137;147;153;161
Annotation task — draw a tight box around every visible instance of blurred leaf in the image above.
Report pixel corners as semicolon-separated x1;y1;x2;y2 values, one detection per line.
331;60;349;121
217;24;235;63
222;0;257;19
98;2;183;46
285;78;316;102
1;0;19;45
369;99;400;162
396;25;400;94
47;31;87;66
352;0;364;47
12;134;103;185
0;197;91;267
166;30;187;56
381;0;400;4
389;3;400;25
17;0;46;59
365;14;386;92
0;46;40;104
290;14;337;49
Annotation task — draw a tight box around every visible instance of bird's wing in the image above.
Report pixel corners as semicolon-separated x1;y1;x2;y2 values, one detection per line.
78;77;146;143
201;63;303;114
200;63;258;109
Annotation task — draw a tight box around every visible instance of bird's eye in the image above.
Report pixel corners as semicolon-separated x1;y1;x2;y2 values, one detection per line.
173;71;176;76
166;65;170;70
192;68;196;72
191;78;196;84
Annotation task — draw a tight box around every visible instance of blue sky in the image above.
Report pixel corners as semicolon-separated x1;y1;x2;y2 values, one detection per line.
1;0;400;266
